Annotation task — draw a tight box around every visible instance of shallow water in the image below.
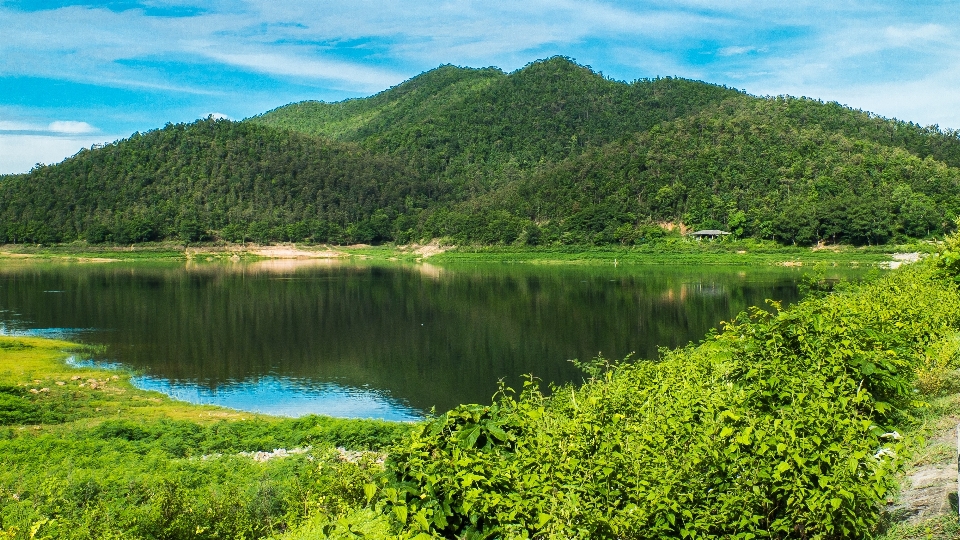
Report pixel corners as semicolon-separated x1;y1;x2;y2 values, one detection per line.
0;259;858;419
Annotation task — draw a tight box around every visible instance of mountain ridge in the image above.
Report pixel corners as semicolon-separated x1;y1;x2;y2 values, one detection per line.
2;56;959;246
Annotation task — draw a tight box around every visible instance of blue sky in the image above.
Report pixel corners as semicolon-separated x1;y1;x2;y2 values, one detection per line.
2;0;959;174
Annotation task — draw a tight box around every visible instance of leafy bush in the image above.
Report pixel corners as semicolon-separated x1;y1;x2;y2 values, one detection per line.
382;260;960;538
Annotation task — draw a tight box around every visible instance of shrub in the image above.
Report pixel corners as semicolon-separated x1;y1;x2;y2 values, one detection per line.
383;260;960;538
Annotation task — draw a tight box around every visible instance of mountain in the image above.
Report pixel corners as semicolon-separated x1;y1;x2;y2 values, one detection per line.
2;56;960;246
0;119;441;245
445;97;960;246
252;57;744;196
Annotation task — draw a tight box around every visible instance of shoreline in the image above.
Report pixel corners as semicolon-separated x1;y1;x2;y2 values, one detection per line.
0;335;408;539
3;261;960;537
0;335;268;424
0;239;934;267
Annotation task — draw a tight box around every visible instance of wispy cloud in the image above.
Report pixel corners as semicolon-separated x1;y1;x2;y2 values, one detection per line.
2;0;960;173
0;119;98;134
719;46;766;57
48;120;97;134
883;23;951;46
201;51;403;89
0;120;37;131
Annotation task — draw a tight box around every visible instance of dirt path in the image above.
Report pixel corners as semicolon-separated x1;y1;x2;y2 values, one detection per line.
883;394;960;535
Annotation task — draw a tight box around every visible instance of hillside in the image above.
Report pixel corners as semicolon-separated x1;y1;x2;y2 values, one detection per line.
437;97;960;245
252;57;746;195
0;119;441;245
3;56;960;246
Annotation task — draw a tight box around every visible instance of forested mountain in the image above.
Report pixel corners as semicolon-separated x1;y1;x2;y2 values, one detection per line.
253;57;744;196
0;120;442;245
437;98;960;246
2;56;960;246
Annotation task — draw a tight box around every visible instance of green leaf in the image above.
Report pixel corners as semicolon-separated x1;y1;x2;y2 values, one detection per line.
394;504;408;525
363;483;377;504
457;423;482;448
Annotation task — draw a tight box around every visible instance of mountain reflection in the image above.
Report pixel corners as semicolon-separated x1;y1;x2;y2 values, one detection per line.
0;261;845;415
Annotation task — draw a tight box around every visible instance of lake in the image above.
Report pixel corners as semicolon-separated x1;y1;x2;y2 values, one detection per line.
0;259;851;420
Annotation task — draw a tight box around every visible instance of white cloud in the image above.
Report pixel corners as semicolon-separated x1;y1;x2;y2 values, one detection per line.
0;121;37;131
48;121;97;134
883;24;950;46
0;134;121;175
202;112;231;120
0;119;98;134
719;46;764;57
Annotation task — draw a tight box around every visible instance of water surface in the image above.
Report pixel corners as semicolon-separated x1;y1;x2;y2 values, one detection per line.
0;259;850;419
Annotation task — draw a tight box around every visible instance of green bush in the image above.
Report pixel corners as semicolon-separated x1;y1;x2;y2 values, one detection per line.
383;260;960;538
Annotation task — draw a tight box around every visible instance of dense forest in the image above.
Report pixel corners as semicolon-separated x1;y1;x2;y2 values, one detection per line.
0;121;443;245
2;56;960;246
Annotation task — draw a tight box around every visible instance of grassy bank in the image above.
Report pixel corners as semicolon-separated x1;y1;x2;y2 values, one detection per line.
877;389;960;540
1;238;935;267
0;337;409;539
430;238;936;267
0;242;189;261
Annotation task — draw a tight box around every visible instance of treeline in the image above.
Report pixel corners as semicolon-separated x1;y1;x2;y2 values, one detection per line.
0;119;445;245
3;56;960;246
450;98;960;246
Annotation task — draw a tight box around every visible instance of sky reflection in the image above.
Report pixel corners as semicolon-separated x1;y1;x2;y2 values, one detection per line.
131;375;423;422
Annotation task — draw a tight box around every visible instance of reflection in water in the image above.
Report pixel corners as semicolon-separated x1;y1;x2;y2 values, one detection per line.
133;376;421;421
0;260;857;418
184;257;346;275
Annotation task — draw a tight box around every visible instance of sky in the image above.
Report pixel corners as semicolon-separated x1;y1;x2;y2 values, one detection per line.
1;0;959;174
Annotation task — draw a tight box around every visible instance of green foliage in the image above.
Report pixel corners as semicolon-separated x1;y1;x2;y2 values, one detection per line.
0;358;410;540
472;98;960;246
0;435;382;540
0;119;441;246
934;221;960;280
4;56;960;248
254;57;741;190
253;57;960;247
381;260;960;538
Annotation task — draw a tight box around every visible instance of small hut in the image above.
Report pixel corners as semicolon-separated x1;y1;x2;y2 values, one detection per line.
689;229;731;240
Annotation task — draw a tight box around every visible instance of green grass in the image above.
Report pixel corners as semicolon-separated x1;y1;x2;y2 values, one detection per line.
429;238;926;266
878;516;960;540
0;242;189;261
0;336;410;539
